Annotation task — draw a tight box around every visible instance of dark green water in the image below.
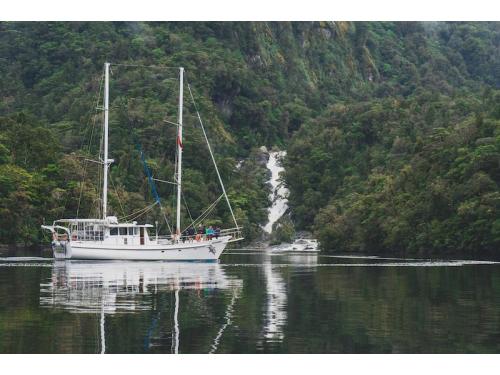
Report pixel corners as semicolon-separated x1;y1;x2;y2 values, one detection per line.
0;250;499;354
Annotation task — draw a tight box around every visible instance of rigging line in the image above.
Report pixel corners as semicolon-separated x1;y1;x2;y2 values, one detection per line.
152;177;177;185
119;202;157;222
185;194;224;232
181;190;195;231
163;118;198;127
75;167;86;219
163;119;179;127
84;73;104;159
77;73;104;218
191;195;223;227
127;203;158;223
108;172;126;218
118;201;158;222
78;73;104;152
187;207;215;232
158;201;173;235
186;80;240;231
148;179;173;234
191;202;220;228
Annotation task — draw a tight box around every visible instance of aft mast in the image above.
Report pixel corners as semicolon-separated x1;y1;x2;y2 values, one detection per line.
176;67;184;238
102;62;113;220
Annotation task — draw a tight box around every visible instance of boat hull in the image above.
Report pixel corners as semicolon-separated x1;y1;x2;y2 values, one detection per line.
55;237;230;261
52;240;72;259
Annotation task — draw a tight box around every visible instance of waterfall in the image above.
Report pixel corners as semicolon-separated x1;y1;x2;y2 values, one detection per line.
263;151;289;234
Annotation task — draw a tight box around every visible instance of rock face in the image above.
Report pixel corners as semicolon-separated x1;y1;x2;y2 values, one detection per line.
263;151;289;234
256;146;269;167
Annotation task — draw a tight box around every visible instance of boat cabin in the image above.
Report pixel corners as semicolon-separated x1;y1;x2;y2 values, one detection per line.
52;216;154;245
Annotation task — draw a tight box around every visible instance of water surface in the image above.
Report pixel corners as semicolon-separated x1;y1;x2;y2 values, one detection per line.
0;249;499;353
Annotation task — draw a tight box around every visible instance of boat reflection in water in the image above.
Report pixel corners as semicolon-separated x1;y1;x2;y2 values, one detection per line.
40;260;242;354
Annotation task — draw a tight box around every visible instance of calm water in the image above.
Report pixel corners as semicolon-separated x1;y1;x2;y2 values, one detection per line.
0;249;499;354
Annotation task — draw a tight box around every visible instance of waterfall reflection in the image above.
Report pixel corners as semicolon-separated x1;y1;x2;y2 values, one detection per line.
262;254;288;341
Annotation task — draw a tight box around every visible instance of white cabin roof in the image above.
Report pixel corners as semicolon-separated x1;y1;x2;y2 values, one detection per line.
108;223;154;228
54;218;153;228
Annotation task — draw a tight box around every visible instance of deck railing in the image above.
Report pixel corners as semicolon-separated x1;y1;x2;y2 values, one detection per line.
157;227;244;243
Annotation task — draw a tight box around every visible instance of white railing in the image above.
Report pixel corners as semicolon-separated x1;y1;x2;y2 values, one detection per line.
157;227;244;243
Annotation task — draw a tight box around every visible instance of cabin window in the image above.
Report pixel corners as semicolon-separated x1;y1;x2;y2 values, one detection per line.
128;227;136;236
119;227;127;236
110;228;118;236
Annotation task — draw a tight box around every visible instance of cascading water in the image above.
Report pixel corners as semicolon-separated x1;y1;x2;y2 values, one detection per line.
263;151;289;234
262;150;319;252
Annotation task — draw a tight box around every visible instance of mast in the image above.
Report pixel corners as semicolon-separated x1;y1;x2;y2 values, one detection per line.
176;67;184;236
102;62;110;220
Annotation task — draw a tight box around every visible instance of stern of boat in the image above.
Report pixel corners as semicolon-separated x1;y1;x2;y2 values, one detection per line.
52;240;72;259
41;225;73;259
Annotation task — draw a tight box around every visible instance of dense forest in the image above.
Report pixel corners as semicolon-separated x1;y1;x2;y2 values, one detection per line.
0;22;499;254
284;22;500;255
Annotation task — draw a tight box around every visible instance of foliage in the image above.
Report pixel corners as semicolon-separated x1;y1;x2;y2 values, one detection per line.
286;90;500;255
0;21;499;252
269;214;295;245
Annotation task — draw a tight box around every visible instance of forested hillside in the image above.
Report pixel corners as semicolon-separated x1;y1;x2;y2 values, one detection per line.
0;22;499;253
283;22;500;255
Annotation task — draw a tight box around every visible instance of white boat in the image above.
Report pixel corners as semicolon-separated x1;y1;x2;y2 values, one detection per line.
41;63;242;260
273;238;320;253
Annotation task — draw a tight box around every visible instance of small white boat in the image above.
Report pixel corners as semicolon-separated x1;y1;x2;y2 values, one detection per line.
272;238;320;253
42;63;242;260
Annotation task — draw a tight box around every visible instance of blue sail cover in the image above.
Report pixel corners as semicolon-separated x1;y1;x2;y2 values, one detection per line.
137;144;161;205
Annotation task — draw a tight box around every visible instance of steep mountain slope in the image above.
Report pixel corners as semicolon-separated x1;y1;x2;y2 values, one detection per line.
283;22;500;255
0;21;498;250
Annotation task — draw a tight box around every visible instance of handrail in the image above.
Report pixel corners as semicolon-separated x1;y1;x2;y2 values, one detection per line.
159;227;244;243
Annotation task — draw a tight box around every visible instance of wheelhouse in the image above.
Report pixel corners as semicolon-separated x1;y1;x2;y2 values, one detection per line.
51;217;154;245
